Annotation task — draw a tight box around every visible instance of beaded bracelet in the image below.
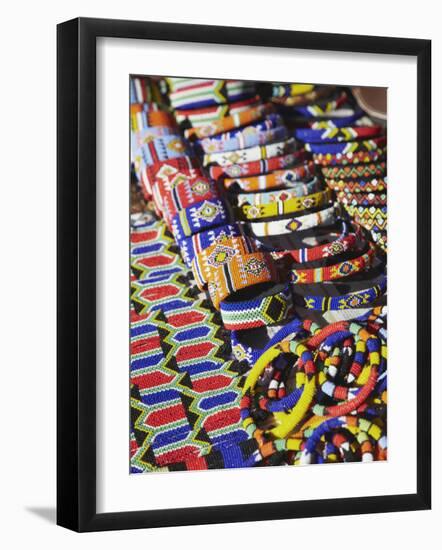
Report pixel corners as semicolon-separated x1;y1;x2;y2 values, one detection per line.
295;125;382;143
208;150;307;180
292;90;348;116
326;178;387;194
290;242;376;284
238;188;332;220
207;251;279;310
313;148;386;166
344;205;387;231
267;220;363;264
196;113;282;147
294;274;387;311
178;223;243;266
130;104;177;133
130;77;163;104
306;110;365;129
171;198;231;241
141;156;201;198
272;83;315;97
203;137;297;167
271;86;336;107
150;168;219;225
223;161;316;192
168;79;256;110
248;204;337;237
174;95;260;127
236;177;321;206
198;125;289;154
131;125;178;155
133;134;190;174
184;103;274;139
220;282;294;331
305;136;386;155
191;235;257;290
321;161;386;180
336;191;387;207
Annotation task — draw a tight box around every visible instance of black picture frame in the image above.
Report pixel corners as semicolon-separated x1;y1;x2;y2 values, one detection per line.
57;17;431;532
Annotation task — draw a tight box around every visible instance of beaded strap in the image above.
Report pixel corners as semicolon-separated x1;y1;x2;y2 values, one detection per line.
326;178;387;194
207;252;278;310
184;103;274;139
248;204;336;237
220;283;294;331
171;198;231;241
174;96;260;127
306;136;386;155
209;150;307;179
236;177;321;206
168;79;256;110
238;188;332;220
321;161;386;180
198;125;288;154
178;224;242;266
295;125;382;143
191;236;257;290
203;137;297;167
272;83;315;97
223;161;316;192
296;275;387;310
290;242;376;284
313;148;386;166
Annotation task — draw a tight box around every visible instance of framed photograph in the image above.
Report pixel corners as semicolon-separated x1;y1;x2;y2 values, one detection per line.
57;17;431;532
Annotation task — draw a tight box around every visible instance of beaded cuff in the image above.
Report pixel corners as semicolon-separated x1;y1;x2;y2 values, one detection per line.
238;188;332;220
223;161;316;192
248;204;337;237
171;198;231;241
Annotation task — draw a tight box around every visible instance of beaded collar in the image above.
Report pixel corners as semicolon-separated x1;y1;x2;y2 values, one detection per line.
235;177;321;206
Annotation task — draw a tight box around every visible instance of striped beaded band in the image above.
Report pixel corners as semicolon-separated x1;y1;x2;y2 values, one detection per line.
313;148;386;166
236;177;321;206
220;283;294;331
223;161;316;192
184;103;274;139
305;136;386;155
269;220;363;264
197;113;282;146
295;126;382;143
326;178;387;194
198;125;288;154
248;204;337;237
209;150;307;179
130;103;176;132
294;275;387;310
238;188;332;220
168;79;256;110
130;77;163;104
174;96;260;127
290;242;376;284
203;137;297;167
321;161;386;180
